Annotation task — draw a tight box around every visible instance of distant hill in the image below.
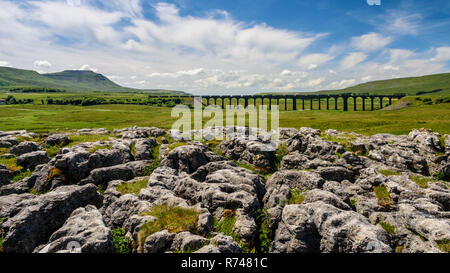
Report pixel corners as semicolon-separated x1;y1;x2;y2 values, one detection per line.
0;66;189;95
259;73;450;96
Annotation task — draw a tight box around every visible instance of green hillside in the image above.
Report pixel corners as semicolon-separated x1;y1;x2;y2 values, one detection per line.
0;66;188;95
260;73;450;96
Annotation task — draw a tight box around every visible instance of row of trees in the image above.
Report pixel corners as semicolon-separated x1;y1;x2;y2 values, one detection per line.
46;97;182;107
2;95;33;104
9;87;66;93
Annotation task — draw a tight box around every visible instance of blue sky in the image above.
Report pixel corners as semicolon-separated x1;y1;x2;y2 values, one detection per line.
0;0;449;95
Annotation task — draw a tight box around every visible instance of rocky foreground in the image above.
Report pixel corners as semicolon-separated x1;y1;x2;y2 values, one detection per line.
0;126;449;253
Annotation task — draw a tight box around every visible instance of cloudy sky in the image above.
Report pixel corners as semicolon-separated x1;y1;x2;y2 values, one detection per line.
0;0;449;95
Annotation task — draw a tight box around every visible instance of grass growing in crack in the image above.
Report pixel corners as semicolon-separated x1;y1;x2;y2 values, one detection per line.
275;143;289;170
410;176;436;189
116;179;148;195
379;169;402;176
288;188;307;205
67;134;113;146
0;157;22;172
436;239;450;253
0;233;3;253
11;171;33;182
130;142;136;158
379;221;396;235
29;188;49;196
256;209;273;253
395;245;404;253
112;228;132;253
141;145;162;176
214;210;237;239
88;144;113;154
373;185;395;208
137;205;199;250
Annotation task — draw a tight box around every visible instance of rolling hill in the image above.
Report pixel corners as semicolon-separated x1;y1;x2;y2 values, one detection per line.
259;73;450;96
0;66;189;95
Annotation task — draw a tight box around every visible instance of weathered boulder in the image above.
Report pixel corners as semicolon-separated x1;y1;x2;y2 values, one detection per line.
77;128;110;135
210;234;242;253
160;144;222;175
315;166;355;182
143;230;176;253
16;151;50;171
171;231;209;252
103;194;152;228
36;205;114;253
134;138;158;160
218;136;276;173
43;134;70;147
1;184;103;253
80;160;152;186
0;164;10;186
10;141;41;156
271;202;393;253
114;126;165;139
263;170;325;223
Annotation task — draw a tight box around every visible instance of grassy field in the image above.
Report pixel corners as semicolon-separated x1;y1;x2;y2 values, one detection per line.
0;99;449;135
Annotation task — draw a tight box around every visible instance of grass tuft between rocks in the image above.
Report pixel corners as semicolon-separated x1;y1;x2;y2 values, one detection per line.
137;205;199;251
116;179;148;195
409;176;436;189
373;185;395;208
378;169;402;176
379;221;396;235
436;239;450;253
288;188;307;205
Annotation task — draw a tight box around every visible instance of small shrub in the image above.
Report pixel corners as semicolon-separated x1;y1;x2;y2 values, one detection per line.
112;228;132;253
275;144;289;169
288;188;307;205
256;209;272;253
433;171;445;181
116;179;148;195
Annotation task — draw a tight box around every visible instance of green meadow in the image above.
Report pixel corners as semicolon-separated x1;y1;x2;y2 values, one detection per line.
0;96;449;136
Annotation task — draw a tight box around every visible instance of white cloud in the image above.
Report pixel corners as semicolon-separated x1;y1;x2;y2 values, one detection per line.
0;61;10;67
376;12;422;36
79;64;97;72
0;1;448;95
326;79;356;89
383;65;400;71
351;33;392;52
388;49;415;62
361;76;372;82
432;47;450;62
125;3;324;64
297;53;334;69
34;60;52;69
340;52;368;70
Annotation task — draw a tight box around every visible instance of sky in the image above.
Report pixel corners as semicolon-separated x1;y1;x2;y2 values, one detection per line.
0;0;449;95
